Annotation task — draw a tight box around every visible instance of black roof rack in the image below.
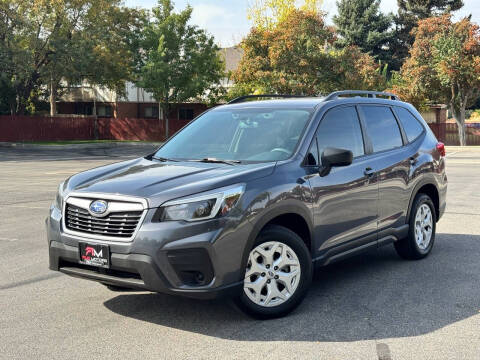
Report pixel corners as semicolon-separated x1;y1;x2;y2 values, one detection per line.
228;94;308;104
324;90;400;101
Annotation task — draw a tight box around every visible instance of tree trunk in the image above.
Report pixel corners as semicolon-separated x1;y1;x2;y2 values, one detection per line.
163;98;170;140
49;80;57;116
452;102;467;146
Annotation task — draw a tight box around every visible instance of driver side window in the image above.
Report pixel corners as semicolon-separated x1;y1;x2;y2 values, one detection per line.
316;106;365;163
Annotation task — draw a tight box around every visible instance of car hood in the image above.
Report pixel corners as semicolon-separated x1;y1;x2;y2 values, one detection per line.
65;157;275;208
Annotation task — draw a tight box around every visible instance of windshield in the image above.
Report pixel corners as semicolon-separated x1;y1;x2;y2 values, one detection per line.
154;108;312;162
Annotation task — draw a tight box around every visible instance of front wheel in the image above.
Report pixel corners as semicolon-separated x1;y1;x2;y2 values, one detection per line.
394;193;436;260
236;225;312;319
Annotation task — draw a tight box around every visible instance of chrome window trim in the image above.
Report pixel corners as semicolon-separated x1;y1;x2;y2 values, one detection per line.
62;192;149;243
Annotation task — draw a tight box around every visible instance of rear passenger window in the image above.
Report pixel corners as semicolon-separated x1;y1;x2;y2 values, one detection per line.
316;106;365;159
360;106;403;152
395;107;424;142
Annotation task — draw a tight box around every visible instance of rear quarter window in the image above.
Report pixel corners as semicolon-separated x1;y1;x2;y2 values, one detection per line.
395;107;425;142
360;105;403;153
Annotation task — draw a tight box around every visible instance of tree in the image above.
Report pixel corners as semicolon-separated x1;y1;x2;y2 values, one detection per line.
333;0;394;71
136;0;224;138
391;15;480;145
393;0;463;69
0;0;143;115
248;0;323;30
232;9;386;97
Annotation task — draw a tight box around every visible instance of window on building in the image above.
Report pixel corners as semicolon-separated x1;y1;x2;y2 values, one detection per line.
97;105;112;118
74;103;93;116
179;108;195;121
144;106;159;118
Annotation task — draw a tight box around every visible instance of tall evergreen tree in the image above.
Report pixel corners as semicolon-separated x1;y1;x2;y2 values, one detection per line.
393;0;463;69
333;0;394;70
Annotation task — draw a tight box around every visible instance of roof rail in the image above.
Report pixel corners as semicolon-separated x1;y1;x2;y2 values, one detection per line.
228;94;308;104
324;90;400;101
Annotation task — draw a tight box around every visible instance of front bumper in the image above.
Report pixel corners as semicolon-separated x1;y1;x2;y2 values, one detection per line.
47;204;250;299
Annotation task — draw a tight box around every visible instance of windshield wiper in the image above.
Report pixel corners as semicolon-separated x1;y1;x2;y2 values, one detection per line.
153;156;179;162
189;157;242;165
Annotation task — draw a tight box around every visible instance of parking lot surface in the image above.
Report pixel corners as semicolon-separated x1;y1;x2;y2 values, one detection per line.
1;145;480;360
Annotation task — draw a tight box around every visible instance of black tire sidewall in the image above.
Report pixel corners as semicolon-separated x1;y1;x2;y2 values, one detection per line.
236;225;312;319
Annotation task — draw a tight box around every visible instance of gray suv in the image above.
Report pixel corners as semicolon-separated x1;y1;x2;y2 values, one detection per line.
47;91;447;318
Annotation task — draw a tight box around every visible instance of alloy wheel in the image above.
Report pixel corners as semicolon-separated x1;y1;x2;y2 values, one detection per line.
243;241;301;307
414;204;433;250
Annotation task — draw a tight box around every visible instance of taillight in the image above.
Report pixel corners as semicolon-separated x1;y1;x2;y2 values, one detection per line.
436;142;445;157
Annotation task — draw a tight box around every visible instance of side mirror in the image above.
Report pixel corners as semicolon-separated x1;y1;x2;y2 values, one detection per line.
320;147;353;176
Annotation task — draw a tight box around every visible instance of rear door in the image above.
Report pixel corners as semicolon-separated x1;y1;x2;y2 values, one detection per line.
357;105;411;234
307;105;379;256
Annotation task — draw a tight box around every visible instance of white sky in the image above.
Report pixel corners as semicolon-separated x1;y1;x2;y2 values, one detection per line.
124;0;480;47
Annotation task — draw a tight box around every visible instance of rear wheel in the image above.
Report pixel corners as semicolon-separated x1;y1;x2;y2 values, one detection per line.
236;225;312;319
394;193;436;260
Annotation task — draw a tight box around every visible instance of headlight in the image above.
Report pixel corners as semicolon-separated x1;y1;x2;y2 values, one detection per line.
158;184;245;222
55;182;65;210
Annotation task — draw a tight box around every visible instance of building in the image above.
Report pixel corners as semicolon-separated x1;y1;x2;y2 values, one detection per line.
56;46;244;121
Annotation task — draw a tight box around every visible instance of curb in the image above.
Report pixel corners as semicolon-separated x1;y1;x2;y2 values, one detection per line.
0;141;163;150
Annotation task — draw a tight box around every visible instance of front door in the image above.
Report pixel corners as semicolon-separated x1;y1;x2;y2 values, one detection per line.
306;105;379;257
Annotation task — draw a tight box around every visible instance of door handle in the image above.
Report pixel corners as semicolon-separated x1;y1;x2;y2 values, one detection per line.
364;167;375;177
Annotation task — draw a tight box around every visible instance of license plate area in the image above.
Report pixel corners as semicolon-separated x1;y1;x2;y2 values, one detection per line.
79;243;110;268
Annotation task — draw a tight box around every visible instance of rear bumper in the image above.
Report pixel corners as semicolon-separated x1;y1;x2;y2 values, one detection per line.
49;240;242;299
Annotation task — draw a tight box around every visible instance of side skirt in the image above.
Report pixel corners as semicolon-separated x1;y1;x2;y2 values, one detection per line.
312;224;409;267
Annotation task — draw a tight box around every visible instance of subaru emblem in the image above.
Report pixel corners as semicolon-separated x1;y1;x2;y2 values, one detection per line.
89;200;108;216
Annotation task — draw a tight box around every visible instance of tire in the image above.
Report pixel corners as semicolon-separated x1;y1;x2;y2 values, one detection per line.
394;193;436;260
235;225;313;319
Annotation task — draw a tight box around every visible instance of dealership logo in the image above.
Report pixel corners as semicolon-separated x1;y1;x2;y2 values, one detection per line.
85;246;103;258
89;200;108;216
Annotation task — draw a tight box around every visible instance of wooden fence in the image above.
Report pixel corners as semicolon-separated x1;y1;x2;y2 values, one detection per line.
0;116;190;142
1;115;480;145
428;123;480;146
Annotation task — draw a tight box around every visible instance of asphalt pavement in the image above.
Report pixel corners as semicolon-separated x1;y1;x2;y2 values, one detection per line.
1;145;480;360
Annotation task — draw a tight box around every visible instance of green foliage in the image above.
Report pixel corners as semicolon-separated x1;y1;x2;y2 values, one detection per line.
136;0;225;137
333;0;394;70
232;9;386;98
392;15;480;145
0;0;144;115
248;0;323;30
393;0;463;70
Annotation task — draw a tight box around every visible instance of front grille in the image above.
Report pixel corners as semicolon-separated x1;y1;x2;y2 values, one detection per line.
65;204;142;238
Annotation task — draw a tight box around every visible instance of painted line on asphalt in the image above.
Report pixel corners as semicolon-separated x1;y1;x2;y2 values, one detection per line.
0;272;63;291
446;151;459;158
0;237;19;242
4;205;48;209
1;198;52;206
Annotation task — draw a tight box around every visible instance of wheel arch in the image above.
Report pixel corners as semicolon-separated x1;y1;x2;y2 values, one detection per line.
241;202;314;276
406;180;440;222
